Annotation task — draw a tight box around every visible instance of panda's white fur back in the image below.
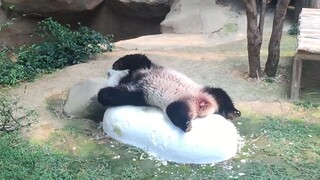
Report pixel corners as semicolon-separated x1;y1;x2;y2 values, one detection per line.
133;67;205;110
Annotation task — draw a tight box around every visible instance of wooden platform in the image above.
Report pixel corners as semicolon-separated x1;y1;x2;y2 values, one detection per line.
290;8;320;100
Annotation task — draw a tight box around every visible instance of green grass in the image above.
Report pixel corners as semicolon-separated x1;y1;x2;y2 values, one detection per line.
0;131;147;179
1;115;320;179
236;117;320;179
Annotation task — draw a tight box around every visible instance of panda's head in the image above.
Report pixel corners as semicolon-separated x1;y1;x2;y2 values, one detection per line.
204;87;241;120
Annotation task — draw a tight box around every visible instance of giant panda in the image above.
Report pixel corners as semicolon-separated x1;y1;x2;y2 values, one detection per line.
98;54;241;132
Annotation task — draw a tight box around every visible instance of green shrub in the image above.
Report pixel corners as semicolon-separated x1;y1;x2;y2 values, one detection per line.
0;18;113;86
17;18;113;71
288;23;298;35
0;59;30;86
0;94;38;132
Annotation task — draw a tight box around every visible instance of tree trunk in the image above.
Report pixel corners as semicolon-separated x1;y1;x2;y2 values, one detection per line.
295;0;303;22
244;0;266;78
264;0;290;77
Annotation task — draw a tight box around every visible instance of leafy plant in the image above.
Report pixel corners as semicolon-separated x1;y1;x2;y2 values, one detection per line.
0;18;113;86
294;100;320;109
0;49;30;86
0;59;29;86
0;94;38;132
17;18;113;73
288;23;298;35
0;21;13;31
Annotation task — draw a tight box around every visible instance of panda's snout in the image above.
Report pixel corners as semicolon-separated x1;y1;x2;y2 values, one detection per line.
235;110;241;117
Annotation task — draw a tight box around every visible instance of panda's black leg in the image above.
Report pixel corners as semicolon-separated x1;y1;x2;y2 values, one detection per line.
166;101;192;132
112;54;152;71
97;86;147;107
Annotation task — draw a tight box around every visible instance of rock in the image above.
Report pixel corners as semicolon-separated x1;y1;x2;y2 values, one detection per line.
103;106;242;164
85;2;162;41
63;77;107;121
2;0;104;13
115;34;230;51
63;70;128;121
105;0;171;19
160;0;246;34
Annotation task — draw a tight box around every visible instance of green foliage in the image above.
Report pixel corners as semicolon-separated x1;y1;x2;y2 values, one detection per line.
262;117;320;141
250;117;320;179
264;77;275;83
0;59;30;86
0;94;38;132
17;17;113;74
288;23;298;35
0;22;13;31
294;100;320;110
0;132;149;179
0;18;113;86
0;50;30;86
8;5;15;10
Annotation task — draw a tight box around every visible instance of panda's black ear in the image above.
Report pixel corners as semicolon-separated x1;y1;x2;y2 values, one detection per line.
204;86;240;120
203;87;233;105
112;54;152;70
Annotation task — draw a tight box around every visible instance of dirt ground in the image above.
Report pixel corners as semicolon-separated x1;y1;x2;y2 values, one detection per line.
4;30;318;142
3;5;319;141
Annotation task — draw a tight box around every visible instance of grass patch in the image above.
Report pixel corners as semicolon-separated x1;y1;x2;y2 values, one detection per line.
294;100;320;110
239;117;320;179
1;114;319;179
0;131;149;179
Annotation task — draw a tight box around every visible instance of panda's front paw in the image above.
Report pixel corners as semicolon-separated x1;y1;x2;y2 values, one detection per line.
166;101;193;132
97;87;119;106
183;120;192;132
170;116;192;132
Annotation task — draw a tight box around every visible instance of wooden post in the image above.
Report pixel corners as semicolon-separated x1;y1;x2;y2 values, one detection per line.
290;56;302;100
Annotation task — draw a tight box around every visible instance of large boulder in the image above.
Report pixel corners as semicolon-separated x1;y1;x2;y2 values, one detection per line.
105;0;171;19
160;0;246;34
2;0;104;13
63;77;107;121
63;70;128;121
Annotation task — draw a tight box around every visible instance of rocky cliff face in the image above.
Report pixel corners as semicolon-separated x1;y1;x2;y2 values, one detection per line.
0;0;283;47
2;0;104;13
0;0;171;47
